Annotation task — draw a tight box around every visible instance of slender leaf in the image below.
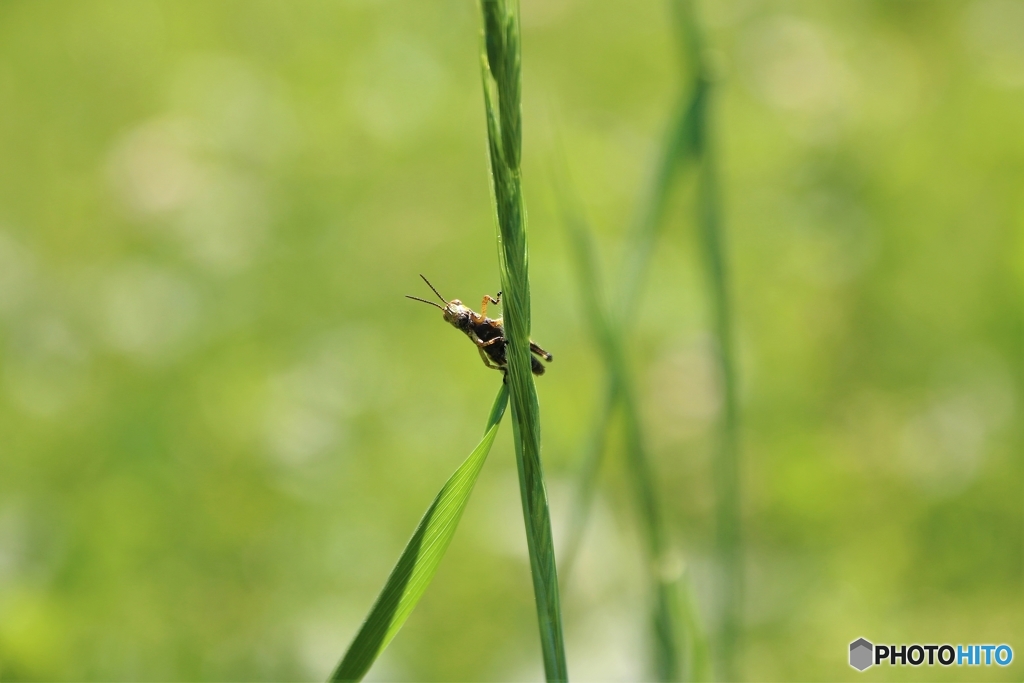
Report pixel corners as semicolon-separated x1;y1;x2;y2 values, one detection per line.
330;385;509;682
552;2;732;679
675;572;711;683
479;1;568;680
694;108;742;682
558;376;614;582
667;1;743;676
554;152;684;680
613;80;703;325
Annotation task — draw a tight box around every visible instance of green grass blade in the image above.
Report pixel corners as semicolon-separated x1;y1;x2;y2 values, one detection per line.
479;1;568;680
695;125;742;682
557;377;614;583
670;0;704;80
555;154;683;680
550;162;617;580
666;2;743;675
675;573;711;683
614;81;703;325
329;385;509;682
550;168;618;583
619;390;678;681
554;3;737;680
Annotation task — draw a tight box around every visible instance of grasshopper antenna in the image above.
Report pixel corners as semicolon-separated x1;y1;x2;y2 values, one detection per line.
405;295;445;310
419;274;449;305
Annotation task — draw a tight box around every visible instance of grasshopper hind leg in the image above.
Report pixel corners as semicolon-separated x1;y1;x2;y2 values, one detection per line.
529;340;553;362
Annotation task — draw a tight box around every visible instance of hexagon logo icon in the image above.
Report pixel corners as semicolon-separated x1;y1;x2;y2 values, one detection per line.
850;638;873;671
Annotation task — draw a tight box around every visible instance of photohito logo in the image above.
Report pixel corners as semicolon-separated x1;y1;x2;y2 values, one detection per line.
849;638;1013;671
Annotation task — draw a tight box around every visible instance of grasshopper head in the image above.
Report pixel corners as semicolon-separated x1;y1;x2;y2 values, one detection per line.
407;276;475;333
442;300;473;331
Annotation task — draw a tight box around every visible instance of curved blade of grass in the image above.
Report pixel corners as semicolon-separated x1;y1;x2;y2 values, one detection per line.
614;79;703;326
671;0;743;675
552;0;738;677
551;162;617;582
694;120;742;682
675;572;711;683
329;385;509;682
554;152;682;680
479;1;568;680
557;376;615;583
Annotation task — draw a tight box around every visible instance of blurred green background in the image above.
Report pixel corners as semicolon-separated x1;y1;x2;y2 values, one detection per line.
0;0;1021;680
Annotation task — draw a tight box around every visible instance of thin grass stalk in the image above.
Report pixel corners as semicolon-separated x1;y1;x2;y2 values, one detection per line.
611;27;706;679
552;156;617;582
694;111;741;682
558;377;614;582
671;0;743;676
479;1;568;680
613;82;702;326
619;383;679;680
607;70;704;681
555;5;702;589
556;2;733;680
557;179;680;679
676;570;712;682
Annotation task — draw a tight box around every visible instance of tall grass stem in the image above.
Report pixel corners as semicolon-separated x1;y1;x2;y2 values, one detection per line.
694;111;741;681
479;1;568;679
555;2;739;680
555;164;681;679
